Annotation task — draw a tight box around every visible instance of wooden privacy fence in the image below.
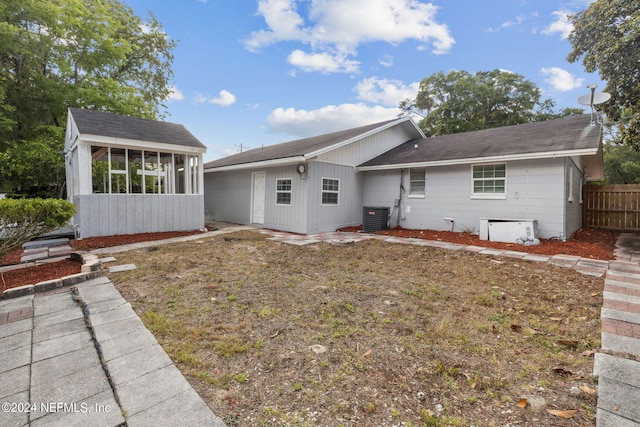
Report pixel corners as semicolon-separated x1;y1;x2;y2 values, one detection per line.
583;184;640;230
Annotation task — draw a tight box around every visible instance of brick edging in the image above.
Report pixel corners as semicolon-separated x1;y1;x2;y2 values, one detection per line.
1;252;103;300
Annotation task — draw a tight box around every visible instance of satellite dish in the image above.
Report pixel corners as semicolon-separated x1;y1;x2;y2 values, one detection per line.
577;84;610;126
577;92;611;106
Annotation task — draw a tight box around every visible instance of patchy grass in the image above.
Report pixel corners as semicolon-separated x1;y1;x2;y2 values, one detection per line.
109;230;602;426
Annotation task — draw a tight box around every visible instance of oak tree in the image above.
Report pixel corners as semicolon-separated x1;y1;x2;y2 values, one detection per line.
0;0;176;197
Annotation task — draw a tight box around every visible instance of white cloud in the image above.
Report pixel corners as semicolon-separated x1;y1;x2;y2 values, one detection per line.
267;103;400;137
288;49;360;74
194;90;237;106
167;86;184;101
355;77;419;106
485;14;527;33
540;67;584;91
378;55;394;67
245;0;454;73
542;10;573;39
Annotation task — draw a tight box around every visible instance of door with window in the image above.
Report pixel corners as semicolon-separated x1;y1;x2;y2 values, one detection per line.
252;172;266;224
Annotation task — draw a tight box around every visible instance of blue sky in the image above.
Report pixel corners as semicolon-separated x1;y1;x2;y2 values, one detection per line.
123;0;600;162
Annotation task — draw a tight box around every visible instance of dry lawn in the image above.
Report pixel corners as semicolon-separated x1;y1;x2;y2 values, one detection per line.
108;230;603;426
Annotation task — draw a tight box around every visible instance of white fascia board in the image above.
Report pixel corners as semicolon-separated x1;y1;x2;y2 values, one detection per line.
305;117;424;159
79;133;206;155
204;156;306;173
356;148;600;172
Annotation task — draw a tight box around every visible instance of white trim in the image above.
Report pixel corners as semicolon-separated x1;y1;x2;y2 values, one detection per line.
356;148;600;172
321;177;340;206
79;134;205;155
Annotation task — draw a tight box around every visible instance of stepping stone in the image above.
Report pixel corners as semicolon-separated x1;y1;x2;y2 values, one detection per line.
108;264;137;273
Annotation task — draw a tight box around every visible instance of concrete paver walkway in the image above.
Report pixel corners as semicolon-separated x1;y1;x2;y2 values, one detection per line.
0;277;226;427
594;233;640;426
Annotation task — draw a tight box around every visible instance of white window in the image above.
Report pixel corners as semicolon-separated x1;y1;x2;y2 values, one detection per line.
321;178;339;205
91;146;201;195
472;164;506;198
276;178;292;205
409;168;425;197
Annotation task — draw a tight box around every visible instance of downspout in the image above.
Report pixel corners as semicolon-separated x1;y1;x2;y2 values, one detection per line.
396;169;405;228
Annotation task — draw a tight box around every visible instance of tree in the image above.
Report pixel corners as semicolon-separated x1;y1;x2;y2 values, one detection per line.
0;198;75;262
0;0;176;197
567;0;640;148
399;69;579;137
603;143;640;184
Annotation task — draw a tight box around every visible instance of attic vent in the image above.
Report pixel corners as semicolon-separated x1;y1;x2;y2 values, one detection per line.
363;207;389;232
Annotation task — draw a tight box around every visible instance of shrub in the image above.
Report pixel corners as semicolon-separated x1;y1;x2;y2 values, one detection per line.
0;198;75;260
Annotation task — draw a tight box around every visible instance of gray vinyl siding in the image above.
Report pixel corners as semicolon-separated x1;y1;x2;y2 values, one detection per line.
307;162;363;233
73;194;203;238
564;157;584;238
263;166;308;233
204;170;252;224
317;126;416;166
362;158;569;239
360;170;403;227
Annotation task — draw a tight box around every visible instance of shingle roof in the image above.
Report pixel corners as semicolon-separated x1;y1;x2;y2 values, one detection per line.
358;114;601;168
69;108;206;150
203;118;406;169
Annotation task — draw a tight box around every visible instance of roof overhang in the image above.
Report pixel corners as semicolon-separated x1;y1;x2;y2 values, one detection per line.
356;147;601;172
204;156;306;173
78;133;206;155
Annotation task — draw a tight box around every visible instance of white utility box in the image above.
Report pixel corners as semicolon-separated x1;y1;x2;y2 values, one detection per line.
479;218;538;243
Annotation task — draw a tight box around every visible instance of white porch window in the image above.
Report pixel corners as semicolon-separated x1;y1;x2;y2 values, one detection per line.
91;146;202;195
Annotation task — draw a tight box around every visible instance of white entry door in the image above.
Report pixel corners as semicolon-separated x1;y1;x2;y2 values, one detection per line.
252;172;266;224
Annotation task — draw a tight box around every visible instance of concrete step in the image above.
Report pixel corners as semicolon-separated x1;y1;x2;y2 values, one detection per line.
22;238;70;250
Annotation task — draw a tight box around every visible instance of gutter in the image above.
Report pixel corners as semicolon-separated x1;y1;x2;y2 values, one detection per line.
204;156;307;173
356;148;600;172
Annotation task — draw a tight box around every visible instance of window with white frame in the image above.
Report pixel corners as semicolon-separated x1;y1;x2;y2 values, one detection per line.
472;163;506;197
409;168;425;197
91;146;201;195
276;178;292;205
321;178;339;205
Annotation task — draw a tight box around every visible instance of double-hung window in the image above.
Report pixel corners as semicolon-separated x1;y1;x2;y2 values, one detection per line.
409;168;425;197
321;178;339;205
472;163;506;198
276;178;292;205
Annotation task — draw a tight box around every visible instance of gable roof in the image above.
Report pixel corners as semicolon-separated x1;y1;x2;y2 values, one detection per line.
69;108;206;150
358;115;603;177
204;117;422;171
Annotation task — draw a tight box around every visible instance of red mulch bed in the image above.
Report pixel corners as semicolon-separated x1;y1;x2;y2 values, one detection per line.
0;226;620;295
1;229;210;293
1;259;83;293
337;226;619;261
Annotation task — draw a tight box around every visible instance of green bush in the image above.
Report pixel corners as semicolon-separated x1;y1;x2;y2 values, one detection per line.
0;198;75;261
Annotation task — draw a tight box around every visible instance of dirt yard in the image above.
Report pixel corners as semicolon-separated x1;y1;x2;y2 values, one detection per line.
107;229;603;426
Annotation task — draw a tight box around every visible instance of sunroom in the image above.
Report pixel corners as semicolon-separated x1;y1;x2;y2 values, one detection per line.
65;108;206;238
